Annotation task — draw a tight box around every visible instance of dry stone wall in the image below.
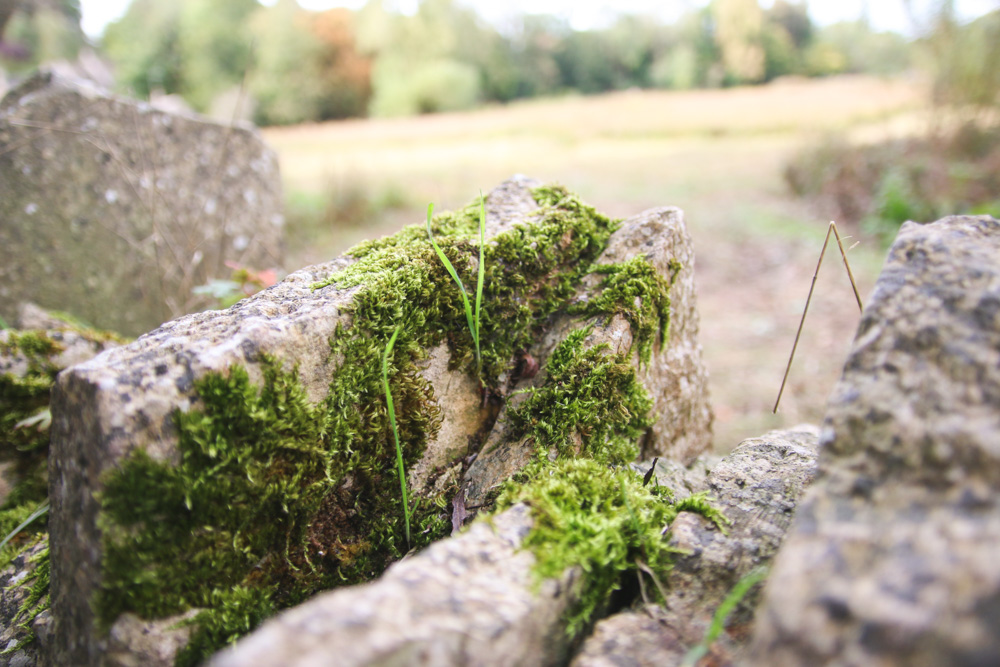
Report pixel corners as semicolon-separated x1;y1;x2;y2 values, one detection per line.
45;177;712;666
0;70;283;337
748;215;1000;666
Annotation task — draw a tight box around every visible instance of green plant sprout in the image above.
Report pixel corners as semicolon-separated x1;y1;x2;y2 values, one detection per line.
681;566;769;667
382;325;411;548
425;194;486;377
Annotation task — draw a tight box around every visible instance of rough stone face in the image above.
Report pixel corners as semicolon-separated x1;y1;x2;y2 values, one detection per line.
212;428;814;667
0;70;283;337
464;205;712;507
572;426;820;667
47;177;712;665
210;504;578;667
748;215;1000;666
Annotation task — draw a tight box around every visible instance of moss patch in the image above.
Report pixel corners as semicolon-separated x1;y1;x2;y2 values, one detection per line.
97;185;634;664
506;326;654;466
0;332;63;572
0;537;50;656
569;256;682;366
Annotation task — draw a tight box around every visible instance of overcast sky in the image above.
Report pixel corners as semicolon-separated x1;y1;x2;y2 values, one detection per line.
79;0;999;39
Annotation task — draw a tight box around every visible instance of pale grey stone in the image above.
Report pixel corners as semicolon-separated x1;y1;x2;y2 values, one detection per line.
572;426;820;667
464;205;712;508
0;70;283;337
748;215;1000;666
210;504;577;667
47;176;712;666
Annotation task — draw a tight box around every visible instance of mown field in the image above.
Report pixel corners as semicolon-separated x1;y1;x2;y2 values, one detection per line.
264;75;927;451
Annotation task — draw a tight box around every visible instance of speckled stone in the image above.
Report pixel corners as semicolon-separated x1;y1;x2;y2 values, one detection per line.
46;176;712;666
0;70;283;337
464;204;713;507
572;426;820;667
748;215;1000;666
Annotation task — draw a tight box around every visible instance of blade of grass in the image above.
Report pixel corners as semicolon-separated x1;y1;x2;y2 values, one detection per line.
681;566;769;667
0;501;50;553
474;193;486;377
425;203;480;373
382;326;410;548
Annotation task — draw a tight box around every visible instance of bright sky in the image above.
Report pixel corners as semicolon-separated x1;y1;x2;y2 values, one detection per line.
79;0;999;39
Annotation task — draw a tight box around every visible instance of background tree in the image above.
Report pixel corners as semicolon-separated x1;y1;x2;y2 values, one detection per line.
711;0;766;84
102;0;182;98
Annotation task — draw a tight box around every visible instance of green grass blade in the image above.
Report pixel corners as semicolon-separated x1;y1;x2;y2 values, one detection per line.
382;326;411;548
681;566;769;666
474;193;485;374
425;203;478;366
0;501;50;553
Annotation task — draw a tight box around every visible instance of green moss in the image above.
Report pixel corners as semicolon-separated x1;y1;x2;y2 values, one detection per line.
98;355;449;661
97;184;684;663
0;537;50;656
313;184;619;386
0;331;63;567
569;256;681;366
506;326;654;466
496;459;725;637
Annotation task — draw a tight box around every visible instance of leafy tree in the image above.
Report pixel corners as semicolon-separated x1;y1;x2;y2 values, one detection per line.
358;0;483;116
2;0;85;75
102;0;183;98
176;0;257;111
711;0;766;84
310;8;372;120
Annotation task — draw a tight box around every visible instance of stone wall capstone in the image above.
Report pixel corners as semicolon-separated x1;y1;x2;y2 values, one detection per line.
46;177;712;666
748;215;1000;666
0;70;283;337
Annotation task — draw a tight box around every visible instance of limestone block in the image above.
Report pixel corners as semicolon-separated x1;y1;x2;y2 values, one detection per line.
572;426;820;667
748;215;1000;666
210;504;578;667
46;177;712;665
0;70;283;337
464;205;712;507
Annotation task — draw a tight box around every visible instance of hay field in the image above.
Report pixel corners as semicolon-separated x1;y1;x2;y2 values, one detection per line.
263;75;926;451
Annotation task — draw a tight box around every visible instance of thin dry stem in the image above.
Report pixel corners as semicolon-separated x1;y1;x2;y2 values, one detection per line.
773;221;864;413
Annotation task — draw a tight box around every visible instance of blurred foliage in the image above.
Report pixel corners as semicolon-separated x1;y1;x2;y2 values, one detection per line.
784;6;1000;243
785;125;1000;243
0;0;84;74
90;0;926;125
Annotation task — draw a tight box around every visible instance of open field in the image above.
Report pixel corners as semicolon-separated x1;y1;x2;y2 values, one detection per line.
263;75;926;451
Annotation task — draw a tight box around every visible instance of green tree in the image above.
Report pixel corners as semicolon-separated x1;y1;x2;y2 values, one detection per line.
711;0;766;84
2;0;85;75
177;0;257;111
102;0;183;98
358;0;483;116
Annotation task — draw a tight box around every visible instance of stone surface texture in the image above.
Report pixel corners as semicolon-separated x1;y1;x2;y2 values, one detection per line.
0;539;50;667
572;426;820;667
210;504;578;667
47;176;711;665
464;205;712;507
214;427;815;667
0;70;283;337
748;215;1000;666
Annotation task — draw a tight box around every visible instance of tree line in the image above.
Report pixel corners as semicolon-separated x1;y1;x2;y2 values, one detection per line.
2;0;917;126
